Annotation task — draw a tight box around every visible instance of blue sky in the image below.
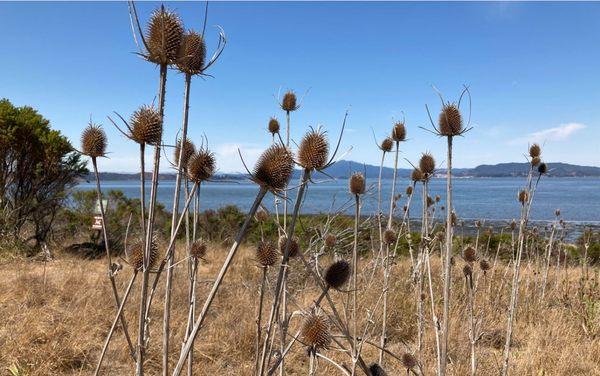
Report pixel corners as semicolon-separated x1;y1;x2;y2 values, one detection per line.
1;1;599;173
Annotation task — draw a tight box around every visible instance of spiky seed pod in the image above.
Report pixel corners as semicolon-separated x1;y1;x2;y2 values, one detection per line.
268;117;280;134
176;30;206;75
127;236;159;270
256;241;277;267
190;240;207;259
401;353;417;370
518;190;529;205
403;205;408;212
281;91;298;112
279;235;299;258
451;211;458;226
538;162;547;175
145;7;184;65
383;229;397;245
174;138;195;168
479;259;491;272
411;168;424;182
438;103;463;136
324;260;350;289
510;219;517;230
252;144;294;192
406;185;414;195
463;263;473;278
380;137;393;152
463;246;477;262
435;195;441;203
255;207;269;222
555;209;561;217
130;105;163;145
187;148;216;184
419;153;436;176
298;129;329;171
301;310;331;351
529;143;541;158
391;122;406;142
531;156;541;166
369;363;388;376
324;234;337;248
427;196;435;207
81;123;107;158
349;172;366;195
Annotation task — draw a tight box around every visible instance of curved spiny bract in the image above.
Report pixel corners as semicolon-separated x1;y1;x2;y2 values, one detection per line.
252;144;294;193
81;123;107;158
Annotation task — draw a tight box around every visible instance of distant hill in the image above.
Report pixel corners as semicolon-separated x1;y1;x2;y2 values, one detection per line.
86;161;600;181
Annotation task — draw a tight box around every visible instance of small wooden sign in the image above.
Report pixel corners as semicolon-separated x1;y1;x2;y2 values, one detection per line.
92;215;103;230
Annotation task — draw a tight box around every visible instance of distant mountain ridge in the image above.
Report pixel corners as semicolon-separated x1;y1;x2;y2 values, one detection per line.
85;161;600;181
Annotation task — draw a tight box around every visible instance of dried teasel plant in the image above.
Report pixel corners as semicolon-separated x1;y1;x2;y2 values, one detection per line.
324;259;351;291
301;309;331;355
297;127;329;171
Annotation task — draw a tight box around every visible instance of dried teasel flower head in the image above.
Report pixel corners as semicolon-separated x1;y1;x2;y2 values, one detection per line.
349;172;366;195
463;263;473;278
187;148;216;184
127;235;159;270
427;196;435;207
256;240;277;267
176;30;206;75
510;219;517;230
406;185;414;196
411;168;424;182
438;103;463;136
518;190;529;205
130;105;162;145
252;144;294;192
555;209;561;217
279;235;299;258
383;229;397;245
479;258;491;272
298;128;329;171
255;207;269;222
531;156;541;167
391;121;406;142
435;195;441;203
324;260;350;289
281;90;298;112
301;309;331;352
324;233;337;248
369;363;388;376
268;117;280;135
450;211;458;226
81;123;107;158
463;246;477;262
538;162;547;175
529;143;541;158
419;153;436;176
190;240;207;259
401;353;417;370
173;138;196;168
380;137;393;153
145;6;184;66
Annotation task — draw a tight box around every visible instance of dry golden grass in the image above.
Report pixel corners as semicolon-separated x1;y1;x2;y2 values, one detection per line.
0;244;599;375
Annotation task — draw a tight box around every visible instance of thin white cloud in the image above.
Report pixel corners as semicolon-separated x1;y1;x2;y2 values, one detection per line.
508;123;585;145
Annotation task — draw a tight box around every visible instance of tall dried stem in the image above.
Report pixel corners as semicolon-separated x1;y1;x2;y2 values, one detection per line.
440;135;453;376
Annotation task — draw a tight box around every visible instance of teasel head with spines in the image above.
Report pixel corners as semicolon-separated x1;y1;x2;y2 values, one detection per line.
173;138;195;169
256;240;277;267
127;234;160;270
324;233;337;248
369;363;388;376
555;209;561;217
529;143;541;158
538;162;547;175
391;121;406;142
251;144;294;193
450;211;458;226
279;235;299;258
438;102;463;136
190;240;207;260
81;123;107;158
349;172;366;195
435;194;441;203
419;152;436;177
297;127;329;171
510;219;517;231
479;258;491;272
176;30;206;75
406;185;414;196
268;117;280;135
281;90;298;112
463;246;477;262
187;147;216;184
129;104;163;145
383;228;397;245
380;137;393;153
301;309;331;354
401;353;417;370
411;168;424;183
531;156;541;167
426;195;435;207
145;6;184;66
518;190;529;205
324;260;350;290
255;207;269;222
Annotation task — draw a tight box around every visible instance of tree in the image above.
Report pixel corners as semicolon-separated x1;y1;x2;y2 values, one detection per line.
0;98;87;248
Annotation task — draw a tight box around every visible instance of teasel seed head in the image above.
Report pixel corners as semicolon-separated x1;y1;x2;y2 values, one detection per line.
529;143;541;158
419;152;436;176
531;156;541;166
555;209;561;217
391;121;406;142
518;190;528;205
256;240;278;267
510;219;517;230
401;353;417;370
349;172;366;195
301;309;331;352
190;240;207;259
81;123;107;158
463;246;477;262
383;229;397;245
252;144;294;192
435;194;441;203
173;138;196;168
255;207;269;222
187;148;216;184
479;258;491;272
268;117;280;134
406;185;414;195
411;168;424;182
298;128;329;171
324;260;350;289
281;91;298;112
369;363;388;376
130;105;163;145
127;235;159;270
438;103;463;136
145;6;184;66
538;162;547;175
380;137;393;153
176;30;206;75
451;211;458;226
279;235;299;258
324;234;337;248
427;196;435;207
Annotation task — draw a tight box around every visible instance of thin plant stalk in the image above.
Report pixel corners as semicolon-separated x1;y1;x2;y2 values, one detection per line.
255;266;268;376
351;193;360;372
440;136;453;376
